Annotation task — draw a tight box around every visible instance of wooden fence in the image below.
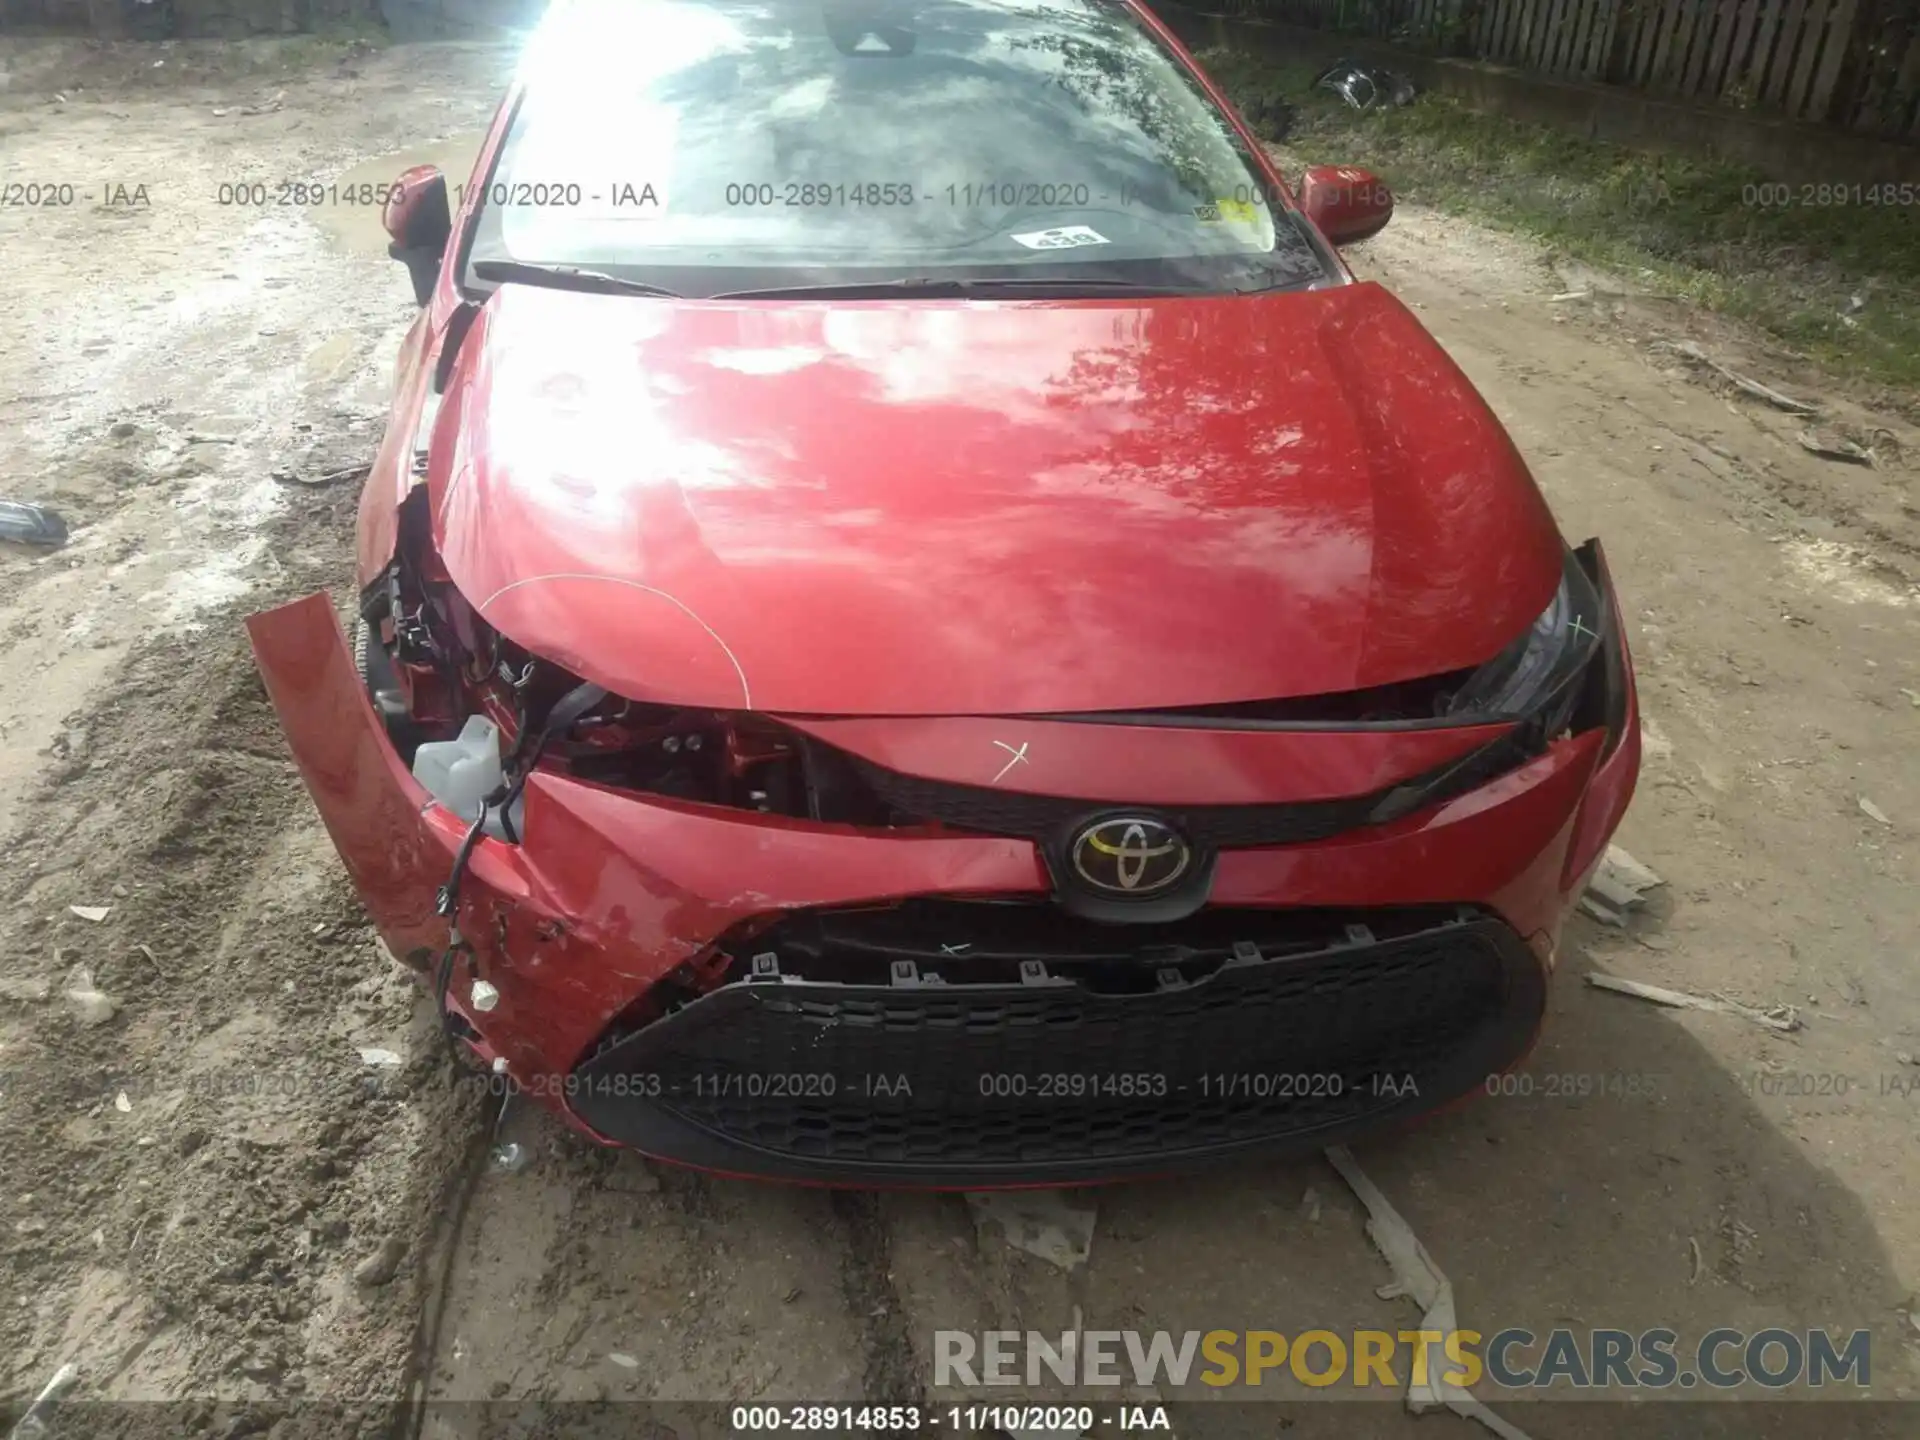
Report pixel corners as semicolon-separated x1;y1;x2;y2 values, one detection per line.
1214;0;1920;140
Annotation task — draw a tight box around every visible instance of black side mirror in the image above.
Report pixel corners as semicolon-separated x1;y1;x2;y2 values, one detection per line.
382;166;454;306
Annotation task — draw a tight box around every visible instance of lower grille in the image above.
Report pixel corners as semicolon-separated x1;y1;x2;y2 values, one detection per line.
569;905;1544;1185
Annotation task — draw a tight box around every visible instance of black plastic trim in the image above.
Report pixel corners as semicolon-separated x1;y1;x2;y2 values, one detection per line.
432;300;483;395
1572;537;1629;759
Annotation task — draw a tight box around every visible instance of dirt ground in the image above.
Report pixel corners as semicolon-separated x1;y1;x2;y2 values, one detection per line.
1;34;1917;1440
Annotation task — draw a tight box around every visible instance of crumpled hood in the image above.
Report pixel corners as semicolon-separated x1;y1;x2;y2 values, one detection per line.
428;281;1564;715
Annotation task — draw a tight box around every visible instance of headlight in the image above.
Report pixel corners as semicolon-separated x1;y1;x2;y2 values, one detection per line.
1444;550;1603;729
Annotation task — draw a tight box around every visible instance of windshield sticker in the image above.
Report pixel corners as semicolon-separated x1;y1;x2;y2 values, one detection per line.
1213;198;1263;224
1010;225;1110;250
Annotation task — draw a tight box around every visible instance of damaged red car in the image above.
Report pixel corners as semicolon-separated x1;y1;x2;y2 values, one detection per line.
248;0;1639;1186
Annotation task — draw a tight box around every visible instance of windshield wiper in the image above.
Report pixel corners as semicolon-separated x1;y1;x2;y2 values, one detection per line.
708;275;1212;300
470;259;681;299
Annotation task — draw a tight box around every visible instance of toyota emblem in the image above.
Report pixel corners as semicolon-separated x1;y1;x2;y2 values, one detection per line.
1068;815;1192;895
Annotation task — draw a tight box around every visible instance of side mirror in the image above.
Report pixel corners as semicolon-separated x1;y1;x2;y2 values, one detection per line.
382;166;453;306
1298;165;1393;246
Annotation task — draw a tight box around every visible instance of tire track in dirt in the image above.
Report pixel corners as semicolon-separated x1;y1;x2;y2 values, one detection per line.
417;1113;875;1427
830;1194;924;1405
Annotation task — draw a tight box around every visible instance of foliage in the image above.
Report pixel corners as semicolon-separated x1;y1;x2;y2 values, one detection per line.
1197;45;1920;389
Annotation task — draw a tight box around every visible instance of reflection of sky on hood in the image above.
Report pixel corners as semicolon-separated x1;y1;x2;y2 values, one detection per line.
817;306;1083;416
496;0;1283;264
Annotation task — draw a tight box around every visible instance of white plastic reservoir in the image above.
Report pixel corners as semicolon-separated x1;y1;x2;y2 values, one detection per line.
411;715;524;841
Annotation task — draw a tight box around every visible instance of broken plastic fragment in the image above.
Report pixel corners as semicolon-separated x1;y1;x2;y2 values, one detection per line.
62;966;119;1028
965;1189;1097;1271
1325;1145;1536;1440
1585;971;1802;1032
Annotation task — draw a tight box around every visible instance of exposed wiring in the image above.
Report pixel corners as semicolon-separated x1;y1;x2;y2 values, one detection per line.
429;678;607;1048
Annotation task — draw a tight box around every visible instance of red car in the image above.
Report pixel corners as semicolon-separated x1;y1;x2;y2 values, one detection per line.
249;0;1639;1185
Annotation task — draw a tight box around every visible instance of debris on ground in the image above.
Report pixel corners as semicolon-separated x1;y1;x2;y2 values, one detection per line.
1797;429;1876;465
271;462;372;488
966;1189;1097;1271
601;1152;662;1194
1651;340;1820;414
60;966;119;1028
1719;1212;1759;1283
357;1046;403;1067
1579;844;1664;927
67;904;111;923
1858;796;1892;826
353;1236;407;1287
490;1142;529;1174
1688;1235;1704;1286
1325;1146;1536;1440
1313;58;1417;111
1301;1185;1323;1223
1585;971;1803;1033
0;976;53;1002
0;499;69;549
7;1361;80;1440
1549;290;1590;302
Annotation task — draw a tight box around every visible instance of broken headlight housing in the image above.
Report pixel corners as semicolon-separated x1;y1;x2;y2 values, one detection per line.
1445;550;1604;735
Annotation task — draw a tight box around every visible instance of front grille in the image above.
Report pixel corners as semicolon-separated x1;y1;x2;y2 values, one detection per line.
569;903;1544;1185
846;733;1533;850
853;758;1393;848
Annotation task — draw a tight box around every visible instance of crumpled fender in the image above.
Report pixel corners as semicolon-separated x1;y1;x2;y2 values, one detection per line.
244;593;462;962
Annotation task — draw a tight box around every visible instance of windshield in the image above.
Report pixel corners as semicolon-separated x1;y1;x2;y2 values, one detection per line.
463;0;1336;298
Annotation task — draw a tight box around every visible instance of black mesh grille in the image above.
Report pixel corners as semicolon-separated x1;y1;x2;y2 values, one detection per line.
570;904;1543;1185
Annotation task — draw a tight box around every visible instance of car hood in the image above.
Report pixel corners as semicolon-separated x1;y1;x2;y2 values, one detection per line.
428;281;1565;715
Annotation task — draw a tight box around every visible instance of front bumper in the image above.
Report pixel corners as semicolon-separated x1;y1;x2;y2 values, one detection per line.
246;553;1638;1187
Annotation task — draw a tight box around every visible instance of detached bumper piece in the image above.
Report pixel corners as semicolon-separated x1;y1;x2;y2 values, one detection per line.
571;904;1544;1186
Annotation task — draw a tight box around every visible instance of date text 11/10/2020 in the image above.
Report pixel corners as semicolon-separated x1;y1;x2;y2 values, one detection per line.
456;1069;1424;1102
